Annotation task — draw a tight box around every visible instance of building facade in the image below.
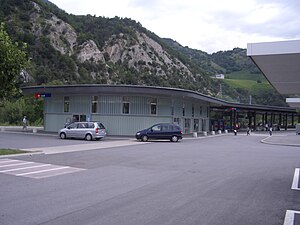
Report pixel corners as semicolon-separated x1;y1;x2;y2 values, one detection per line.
22;85;216;135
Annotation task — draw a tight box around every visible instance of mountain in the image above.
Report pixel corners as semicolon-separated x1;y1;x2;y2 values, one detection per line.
0;0;287;106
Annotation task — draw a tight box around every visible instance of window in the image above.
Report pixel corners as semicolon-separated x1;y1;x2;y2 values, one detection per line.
122;96;130;114
72;114;86;122
150;98;157;115
194;119;199;132
192;104;195;117
182;103;185;117
200;106;203;117
152;125;161;131
64;96;70;112
91;96;98;113
174;117;180;125
185;118;191;133
202;119;207;131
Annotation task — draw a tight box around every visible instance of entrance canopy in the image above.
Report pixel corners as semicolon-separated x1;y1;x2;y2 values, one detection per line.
247;40;300;107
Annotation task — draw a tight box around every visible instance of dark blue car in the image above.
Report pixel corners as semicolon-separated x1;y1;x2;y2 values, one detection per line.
136;123;182;142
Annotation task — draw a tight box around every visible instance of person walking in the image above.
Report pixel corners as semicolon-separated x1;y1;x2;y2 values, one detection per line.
22;116;27;131
247;126;250;135
269;126;273;136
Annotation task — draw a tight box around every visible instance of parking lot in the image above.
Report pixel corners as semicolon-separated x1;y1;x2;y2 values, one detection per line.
1;130;300;225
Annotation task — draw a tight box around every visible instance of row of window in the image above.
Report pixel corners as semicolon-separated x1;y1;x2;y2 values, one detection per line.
63;96;208;117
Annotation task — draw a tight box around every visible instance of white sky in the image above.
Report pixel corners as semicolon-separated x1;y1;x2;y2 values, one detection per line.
49;0;300;53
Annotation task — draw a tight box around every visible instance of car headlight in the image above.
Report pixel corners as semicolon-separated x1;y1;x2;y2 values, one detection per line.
136;132;140;135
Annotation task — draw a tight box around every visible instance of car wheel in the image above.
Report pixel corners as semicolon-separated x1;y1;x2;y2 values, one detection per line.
141;135;148;142
171;135;178;142
85;134;93;141
60;132;66;139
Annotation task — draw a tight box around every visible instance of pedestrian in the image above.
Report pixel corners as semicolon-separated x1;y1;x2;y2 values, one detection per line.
265;123;268;131
269;127;273;136
233;124;238;135
247;126;250;135
233;129;237;135
22;116;27;131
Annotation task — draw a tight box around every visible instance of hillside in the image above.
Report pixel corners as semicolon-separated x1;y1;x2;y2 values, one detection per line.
0;0;287;106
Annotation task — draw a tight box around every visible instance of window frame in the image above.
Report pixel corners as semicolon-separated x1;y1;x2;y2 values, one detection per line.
64;96;70;113
150;98;157;115
91;96;98;113
122;96;130;114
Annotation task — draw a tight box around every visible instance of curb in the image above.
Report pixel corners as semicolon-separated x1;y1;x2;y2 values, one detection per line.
260;136;300;147
0;151;44;158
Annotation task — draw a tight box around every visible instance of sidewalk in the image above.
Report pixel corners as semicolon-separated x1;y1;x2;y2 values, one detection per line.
261;132;300;147
0;126;44;133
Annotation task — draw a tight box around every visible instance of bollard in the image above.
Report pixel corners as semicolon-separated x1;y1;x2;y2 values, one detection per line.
224;130;228;133
192;132;197;138
32;128;37;133
211;131;215;135
218;130;222;134
203;131;207;136
1;127;5;132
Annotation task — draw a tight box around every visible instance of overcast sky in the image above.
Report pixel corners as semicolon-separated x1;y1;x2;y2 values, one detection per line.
49;0;300;53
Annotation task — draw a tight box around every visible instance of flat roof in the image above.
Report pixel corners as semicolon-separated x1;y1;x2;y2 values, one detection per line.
21;84;296;113
247;40;300;95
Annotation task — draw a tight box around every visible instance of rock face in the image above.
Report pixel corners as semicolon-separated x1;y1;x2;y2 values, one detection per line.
28;1;196;80
77;40;104;63
15;1;211;93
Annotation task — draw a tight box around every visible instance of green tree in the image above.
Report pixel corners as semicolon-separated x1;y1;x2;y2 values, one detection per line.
0;22;28;100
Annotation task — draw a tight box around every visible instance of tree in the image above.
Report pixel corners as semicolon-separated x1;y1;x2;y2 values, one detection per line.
0;22;28;100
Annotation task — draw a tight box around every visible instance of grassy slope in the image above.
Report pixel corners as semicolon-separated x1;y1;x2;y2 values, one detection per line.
224;70;271;93
225;70;267;82
223;79;272;92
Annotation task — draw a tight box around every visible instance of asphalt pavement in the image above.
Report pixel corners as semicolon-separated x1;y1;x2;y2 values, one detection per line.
1;129;300;225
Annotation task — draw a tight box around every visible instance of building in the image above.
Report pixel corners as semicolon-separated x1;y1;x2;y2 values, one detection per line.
211;74;225;79
22;84;298;135
247;40;300;108
22;85;214;135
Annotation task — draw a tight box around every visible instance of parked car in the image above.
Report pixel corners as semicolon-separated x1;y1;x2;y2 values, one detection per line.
59;122;106;141
136;123;182;142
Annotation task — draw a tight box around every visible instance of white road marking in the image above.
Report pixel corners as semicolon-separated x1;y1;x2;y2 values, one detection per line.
283;210;300;225
16;166;70;176
0;159;85;179
0;159;18;164
0;164;50;173
291;168;300;190
0;161;34;168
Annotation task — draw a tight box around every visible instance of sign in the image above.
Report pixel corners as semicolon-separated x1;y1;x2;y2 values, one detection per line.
34;93;51;99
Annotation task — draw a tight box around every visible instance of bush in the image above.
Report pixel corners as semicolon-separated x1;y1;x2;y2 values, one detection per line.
0;97;43;125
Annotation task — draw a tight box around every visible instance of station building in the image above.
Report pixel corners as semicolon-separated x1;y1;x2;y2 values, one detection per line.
22;84;298;135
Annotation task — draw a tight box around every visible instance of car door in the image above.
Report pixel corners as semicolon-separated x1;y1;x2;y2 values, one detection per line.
66;122;78;138
161;124;171;139
76;123;88;139
147;124;162;140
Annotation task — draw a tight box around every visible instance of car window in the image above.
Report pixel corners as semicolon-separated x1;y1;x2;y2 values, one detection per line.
68;123;77;129
152;125;161;131
87;123;94;128
173;125;179;131
78;123;87;128
97;123;105;129
162;125;170;131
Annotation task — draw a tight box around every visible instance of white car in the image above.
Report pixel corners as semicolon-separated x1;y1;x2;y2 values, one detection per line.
59;122;106;141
